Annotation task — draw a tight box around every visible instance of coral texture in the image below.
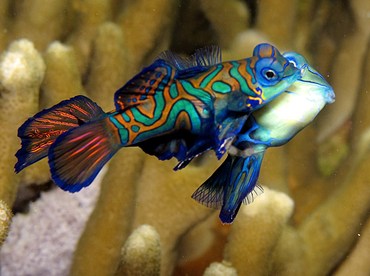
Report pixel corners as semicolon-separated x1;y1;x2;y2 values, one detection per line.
0;200;12;246
117;224;161;276
0;177;101;275
0;1;369;276
0;39;45;205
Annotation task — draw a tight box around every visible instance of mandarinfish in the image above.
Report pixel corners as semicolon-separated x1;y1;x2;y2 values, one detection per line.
15;43;300;192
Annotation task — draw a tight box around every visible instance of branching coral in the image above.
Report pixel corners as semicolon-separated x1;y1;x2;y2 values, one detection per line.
116;224;161;276
132;154;220;275
8;0;72;51
116;0;177;68
0;1;369;276
0;179;100;275
86;22;129;110
69;148;145;276
41;41;86;107
200;0;249;48
0;39;45;205
317;0;370;141
223;188;295;275
256;0;297;48
203;261;237;276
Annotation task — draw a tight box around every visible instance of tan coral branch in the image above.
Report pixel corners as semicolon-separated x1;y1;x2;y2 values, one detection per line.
69;148;145;276
0;39;45;205
0;200;12;246
116;224;161;276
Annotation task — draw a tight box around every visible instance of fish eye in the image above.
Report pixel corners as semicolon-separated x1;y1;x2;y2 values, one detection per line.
264;69;277;80
289;60;297;67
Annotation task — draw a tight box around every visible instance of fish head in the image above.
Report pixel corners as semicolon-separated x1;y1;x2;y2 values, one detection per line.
250;43;302;106
249;51;336;145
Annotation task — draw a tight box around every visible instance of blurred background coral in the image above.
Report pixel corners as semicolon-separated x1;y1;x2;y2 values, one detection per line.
0;0;369;275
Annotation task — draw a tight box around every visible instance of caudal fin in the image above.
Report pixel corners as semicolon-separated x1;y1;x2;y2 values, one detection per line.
49;117;121;192
15;96;105;173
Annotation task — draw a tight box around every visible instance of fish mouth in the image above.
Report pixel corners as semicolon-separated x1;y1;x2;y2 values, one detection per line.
283;52;336;105
299;65;336;104
325;87;336;104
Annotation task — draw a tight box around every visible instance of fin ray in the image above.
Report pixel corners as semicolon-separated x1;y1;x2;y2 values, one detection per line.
15;96;104;173
158;45;221;70
49;117;121;192
219;152;265;223
114;60;174;110
192;155;233;208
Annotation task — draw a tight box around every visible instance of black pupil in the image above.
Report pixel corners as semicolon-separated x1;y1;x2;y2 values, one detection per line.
266;70;275;79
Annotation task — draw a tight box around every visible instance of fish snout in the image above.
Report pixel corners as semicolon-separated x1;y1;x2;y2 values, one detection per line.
325;87;336;104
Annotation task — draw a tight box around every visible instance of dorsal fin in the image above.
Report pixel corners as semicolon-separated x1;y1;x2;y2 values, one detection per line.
114;59;175;111
157;45;222;79
158;45;222;70
193;45;222;67
157;51;193;70
114;46;222;110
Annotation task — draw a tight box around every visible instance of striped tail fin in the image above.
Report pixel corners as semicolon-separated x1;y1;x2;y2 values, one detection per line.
15;96;105;173
48;117;121;192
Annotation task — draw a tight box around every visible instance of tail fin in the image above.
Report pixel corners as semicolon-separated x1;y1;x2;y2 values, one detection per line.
192;152;265;224
49;117;121;192
15;96;105;173
220;152;264;223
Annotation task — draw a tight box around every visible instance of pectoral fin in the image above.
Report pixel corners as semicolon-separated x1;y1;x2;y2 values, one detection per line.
215;115;249;159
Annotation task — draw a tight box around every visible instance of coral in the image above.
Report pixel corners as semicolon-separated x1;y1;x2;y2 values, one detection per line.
8;0;72;51
334;218;370;275
256;0;297;48
0;200;12;246
200;0;249;48
69;148;145;276
116;0;177;68
203;261;237;276
41;41;86;107
317;0;370;142
67;0;113;73
0;1;10;52
131;154;220;275
0;39;45;205
223;188;295;275
0;1;369;276
0;177;100;275
85;22;129;110
116;224;161;276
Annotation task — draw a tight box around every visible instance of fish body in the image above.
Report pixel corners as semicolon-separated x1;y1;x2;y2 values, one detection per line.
110;44;300;167
15;43;300;192
192;52;335;223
